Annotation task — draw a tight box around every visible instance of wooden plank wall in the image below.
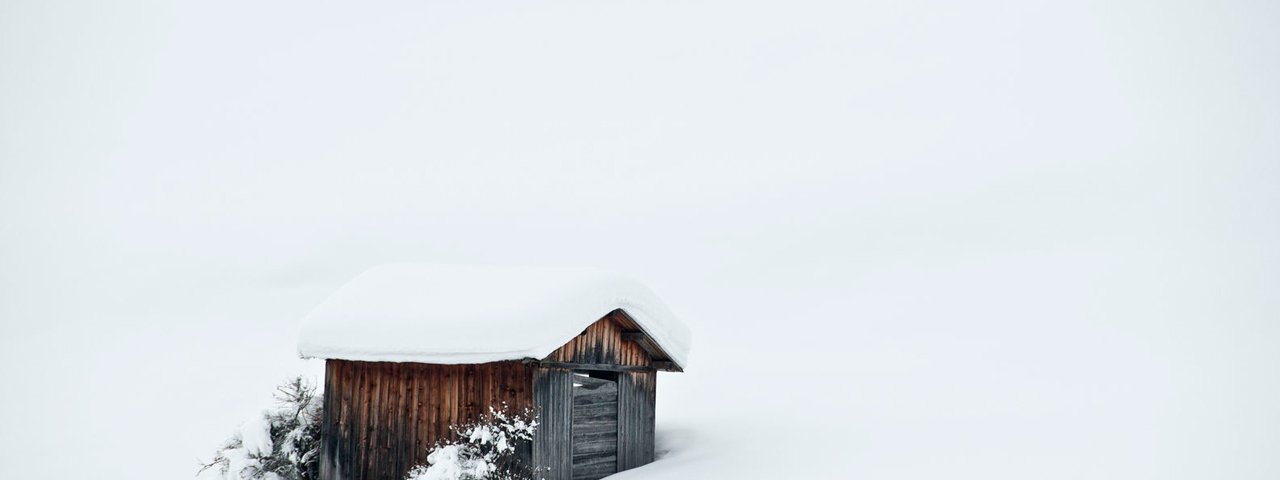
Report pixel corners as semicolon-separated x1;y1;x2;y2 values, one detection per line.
617;370;657;470
571;375;619;480
535;313;660;478
543;311;653;367
319;360;534;480
532;367;574;480
319;312;664;480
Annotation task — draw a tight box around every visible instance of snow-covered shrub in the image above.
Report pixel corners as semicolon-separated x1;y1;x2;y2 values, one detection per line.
200;377;323;480
405;406;541;480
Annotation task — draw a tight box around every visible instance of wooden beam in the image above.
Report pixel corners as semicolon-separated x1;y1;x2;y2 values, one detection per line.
611;310;685;372
609;309;643;330
528;360;655;373
650;361;681;372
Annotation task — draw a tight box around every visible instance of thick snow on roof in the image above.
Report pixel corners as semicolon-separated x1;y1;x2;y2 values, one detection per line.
298;263;691;369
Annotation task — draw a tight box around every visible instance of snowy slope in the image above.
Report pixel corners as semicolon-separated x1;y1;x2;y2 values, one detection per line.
3;0;1279;479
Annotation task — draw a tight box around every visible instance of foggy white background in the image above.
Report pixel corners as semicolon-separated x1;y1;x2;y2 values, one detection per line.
2;1;1277;478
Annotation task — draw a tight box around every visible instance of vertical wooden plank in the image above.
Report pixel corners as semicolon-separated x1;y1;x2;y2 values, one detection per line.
337;360;353;480
339;361;352;480
617;370;657;470
496;364;505;409
389;363;403;480
342;361;356;480
369;362;380;480
494;364;502;410
459;365;470;426
320;361;332;480
356;361;371;480
533;367;574;480
403;363;415;476
641;371;656;464
380;363;391;480
452;365;463;438
369;363;383;480
434;365;445;443
353;361;366;480
504;363;514;408
404;364;416;475
425;365;435;446
407;363;420;469
616;371;631;471
319;361;336;480
346;362;358;480
382;363;392;480
378;363;390;480
429;364;439;454
479;364;489;418
465;364;480;424
439;366;450;442
414;364;427;466
428;365;439;447
514;362;523;409
393;363;407;479
605;320;617;365
449;365;461;438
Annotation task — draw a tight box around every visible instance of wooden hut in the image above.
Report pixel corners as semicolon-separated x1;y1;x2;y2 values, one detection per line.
298;264;691;480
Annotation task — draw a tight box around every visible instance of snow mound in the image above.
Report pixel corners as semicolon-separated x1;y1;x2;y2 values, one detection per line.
297;263;691;369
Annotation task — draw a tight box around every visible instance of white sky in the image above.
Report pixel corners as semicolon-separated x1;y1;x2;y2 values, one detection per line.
2;1;1278;479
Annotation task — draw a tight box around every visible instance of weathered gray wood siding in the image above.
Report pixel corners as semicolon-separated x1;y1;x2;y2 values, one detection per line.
617;370;656;470
532;366;575;480
533;314;660;479
571;375;619;480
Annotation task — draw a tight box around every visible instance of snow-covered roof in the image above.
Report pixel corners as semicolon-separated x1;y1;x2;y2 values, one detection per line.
297;263;691;369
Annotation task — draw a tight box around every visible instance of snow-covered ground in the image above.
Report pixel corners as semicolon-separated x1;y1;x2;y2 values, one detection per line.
2;1;1279;479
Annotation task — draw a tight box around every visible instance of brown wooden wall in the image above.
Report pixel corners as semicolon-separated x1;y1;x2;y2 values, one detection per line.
319;360;534;480
542;310;653;367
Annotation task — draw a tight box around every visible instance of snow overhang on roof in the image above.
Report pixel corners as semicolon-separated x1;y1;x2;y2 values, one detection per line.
297;263;691;370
